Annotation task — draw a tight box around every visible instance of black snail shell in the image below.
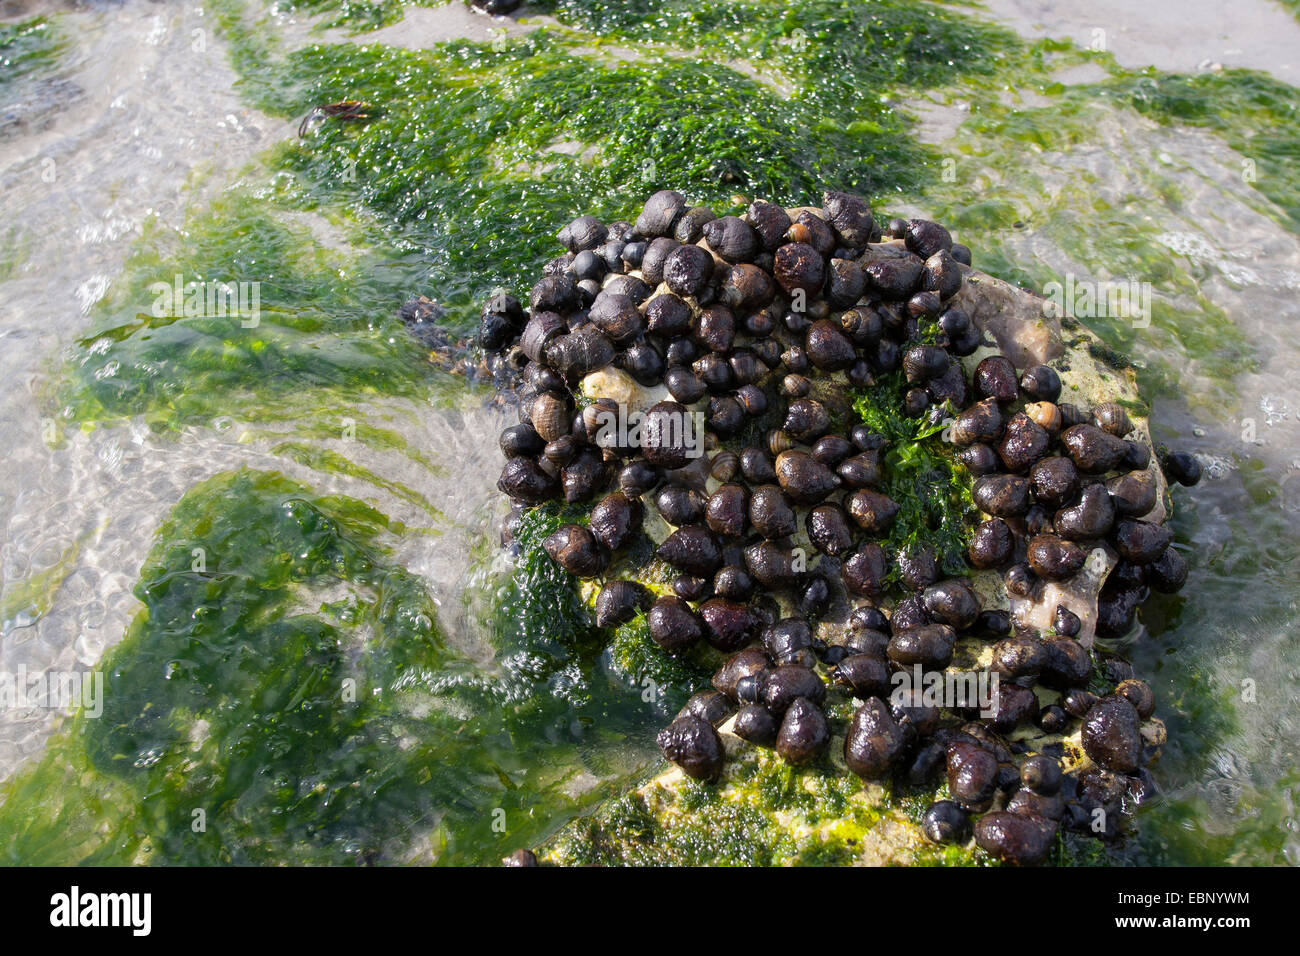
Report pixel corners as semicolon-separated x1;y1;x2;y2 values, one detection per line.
806;504;855;557
698;599;761;651
635;189;687;238
641;400;698;470
776;450;841;504
1029;456;1080;509
968;518;1013;569
1054;484;1116;540
656;483;706;527
773;242;824;296
647;595;704;652
749;484;798;539
1163;451;1202;486
887;624;956;669
1026;534;1087;581
1081;695;1143;773
973;474;1030;517
946;740;999;811
1019;364;1061;402
712;648;770;699
823;189;875;247
861;256;923;300
657;715;724;781
1114;519;1174;564
589;491;644;551
975;355;1019;403
951;399;1003;446
897;546;939;591
703;216;759;263
679;688;734;728
831;654;891;699
845;698;905;780
594;580;652;628
733;704;779;746
498;456;557;503
842;543;887;597
974;811;1057;866
805;319;856;371
657;525;723;577
922;800;971;845
957;443;999;476
745;199;791;251
997;413;1050;473
847;489;900;533
776;697;830;765
904;219;953;259
1060;424;1127;474
1147;545;1188;593
1106;469;1157;517
744;540;802;589
674;205;716;244
705;482;749;538
761;664;826;714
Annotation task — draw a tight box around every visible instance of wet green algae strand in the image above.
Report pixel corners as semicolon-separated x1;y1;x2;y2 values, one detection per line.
0;17;63;94
854;375;976;581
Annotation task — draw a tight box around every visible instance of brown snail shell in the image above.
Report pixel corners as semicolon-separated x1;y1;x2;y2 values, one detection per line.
542;524;604;578
775;450;841;505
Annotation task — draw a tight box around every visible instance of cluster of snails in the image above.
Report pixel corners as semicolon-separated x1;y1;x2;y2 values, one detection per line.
952;357;1199;638
481;187;1198;866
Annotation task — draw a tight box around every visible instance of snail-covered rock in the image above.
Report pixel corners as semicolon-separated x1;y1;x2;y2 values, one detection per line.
484;192;1192;867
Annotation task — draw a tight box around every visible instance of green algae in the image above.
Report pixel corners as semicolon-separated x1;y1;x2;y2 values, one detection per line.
0;470;652;865
207;0;1020;332
56;190;453;430
0;17;62;94
548;738;993;866
854;375;976;583
0;530;94;636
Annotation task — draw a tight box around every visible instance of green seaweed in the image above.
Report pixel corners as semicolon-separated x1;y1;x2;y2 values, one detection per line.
0;470;651;865
0;17;63;94
853;374;975;582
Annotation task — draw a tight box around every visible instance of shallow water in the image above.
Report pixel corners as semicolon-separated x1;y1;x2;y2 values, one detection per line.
0;0;1297;864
